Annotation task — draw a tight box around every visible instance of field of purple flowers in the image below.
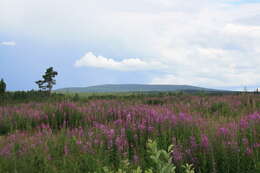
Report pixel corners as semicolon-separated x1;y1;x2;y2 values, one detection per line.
0;94;259;173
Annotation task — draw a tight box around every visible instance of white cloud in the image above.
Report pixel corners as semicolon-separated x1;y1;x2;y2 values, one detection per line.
151;72;260;88
75;52;167;71
1;0;260;88
1;41;16;46
223;24;260;37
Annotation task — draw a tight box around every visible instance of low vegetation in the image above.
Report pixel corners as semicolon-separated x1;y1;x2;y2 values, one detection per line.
0;92;259;172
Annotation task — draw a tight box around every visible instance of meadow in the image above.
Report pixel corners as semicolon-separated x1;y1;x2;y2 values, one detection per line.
0;92;259;172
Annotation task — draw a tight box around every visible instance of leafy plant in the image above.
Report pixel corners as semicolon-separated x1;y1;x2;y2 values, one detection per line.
182;164;195;173
102;140;195;173
147;139;176;173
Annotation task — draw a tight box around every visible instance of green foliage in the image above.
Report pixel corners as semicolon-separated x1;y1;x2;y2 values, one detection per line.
72;93;80;101
103;162;151;173
36;67;58;93
102;140;195;173
147;139;176;173
0;90;66;105
209;102;231;116
145;99;164;105
182;164;195;173
0;78;6;95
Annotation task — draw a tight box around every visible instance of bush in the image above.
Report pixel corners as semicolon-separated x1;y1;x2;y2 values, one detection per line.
102;140;194;173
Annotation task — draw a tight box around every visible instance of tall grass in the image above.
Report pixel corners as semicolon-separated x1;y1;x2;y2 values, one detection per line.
0;94;259;172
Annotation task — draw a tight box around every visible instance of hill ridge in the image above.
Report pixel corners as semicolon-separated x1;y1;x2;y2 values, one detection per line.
56;84;220;93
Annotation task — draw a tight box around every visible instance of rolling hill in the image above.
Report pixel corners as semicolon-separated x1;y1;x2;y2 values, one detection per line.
56;84;221;93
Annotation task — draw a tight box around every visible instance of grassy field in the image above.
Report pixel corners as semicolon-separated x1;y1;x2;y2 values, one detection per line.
0;92;259;172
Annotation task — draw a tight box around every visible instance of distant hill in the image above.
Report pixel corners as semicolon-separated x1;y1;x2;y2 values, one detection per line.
56;84;222;93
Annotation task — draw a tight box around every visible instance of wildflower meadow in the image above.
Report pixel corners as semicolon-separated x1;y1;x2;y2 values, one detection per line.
0;93;259;172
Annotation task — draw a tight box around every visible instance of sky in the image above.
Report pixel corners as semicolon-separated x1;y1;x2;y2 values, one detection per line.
1;0;260;91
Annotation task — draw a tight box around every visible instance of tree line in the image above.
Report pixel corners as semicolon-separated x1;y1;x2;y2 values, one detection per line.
0;67;61;104
0;67;58;95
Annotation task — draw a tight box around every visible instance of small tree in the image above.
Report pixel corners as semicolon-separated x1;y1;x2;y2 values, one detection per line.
36;67;58;94
0;78;6;95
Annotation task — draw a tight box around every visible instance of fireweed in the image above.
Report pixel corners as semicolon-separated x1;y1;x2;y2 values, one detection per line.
0;95;259;172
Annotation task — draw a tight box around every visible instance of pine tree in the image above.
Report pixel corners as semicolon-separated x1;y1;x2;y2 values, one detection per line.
0;78;6;95
36;67;58;94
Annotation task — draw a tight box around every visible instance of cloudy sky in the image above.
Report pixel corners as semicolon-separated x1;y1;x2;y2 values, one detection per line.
1;0;260;91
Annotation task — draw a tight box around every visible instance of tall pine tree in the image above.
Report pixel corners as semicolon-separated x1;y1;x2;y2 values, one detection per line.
36;67;58;94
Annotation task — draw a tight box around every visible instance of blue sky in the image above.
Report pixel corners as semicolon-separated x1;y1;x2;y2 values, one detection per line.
1;0;260;91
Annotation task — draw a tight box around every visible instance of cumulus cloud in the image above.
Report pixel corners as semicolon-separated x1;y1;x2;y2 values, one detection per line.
1;0;260;88
75;52;167;71
1;41;16;46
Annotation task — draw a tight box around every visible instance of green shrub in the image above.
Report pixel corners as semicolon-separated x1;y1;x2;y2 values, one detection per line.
102;140;194;173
